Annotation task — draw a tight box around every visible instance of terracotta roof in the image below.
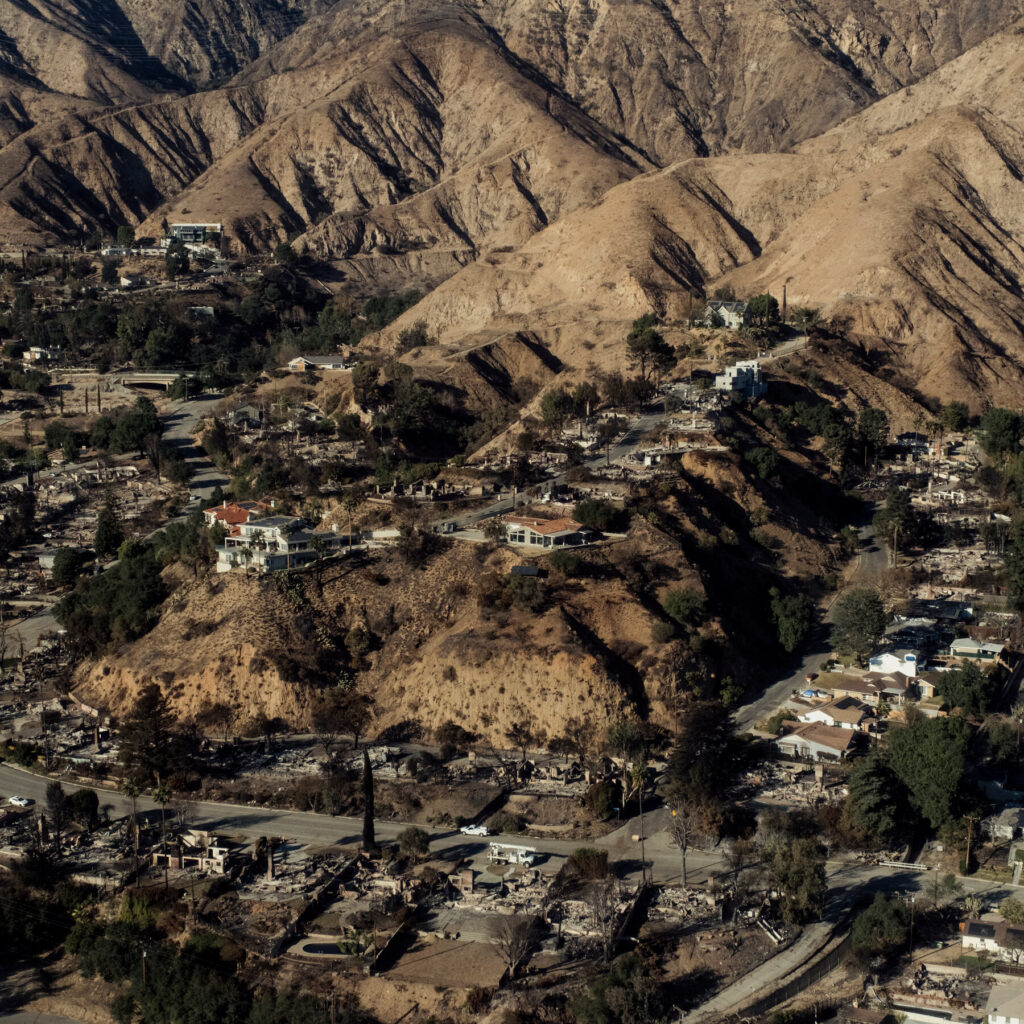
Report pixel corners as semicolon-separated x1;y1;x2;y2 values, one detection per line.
204;500;270;526
506;515;584;536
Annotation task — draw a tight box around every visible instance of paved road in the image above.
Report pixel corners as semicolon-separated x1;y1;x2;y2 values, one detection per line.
734;519;888;732
5;395;226;651
0;1015;89;1024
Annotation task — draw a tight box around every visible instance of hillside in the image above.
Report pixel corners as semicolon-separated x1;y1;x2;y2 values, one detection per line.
74;454;839;745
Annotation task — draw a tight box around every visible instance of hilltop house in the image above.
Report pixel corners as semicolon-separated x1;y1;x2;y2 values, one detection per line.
714;360;767;399
203;500;272;532
703;300;750;330
215;515;346;573
504;516;592;549
286;354;349;372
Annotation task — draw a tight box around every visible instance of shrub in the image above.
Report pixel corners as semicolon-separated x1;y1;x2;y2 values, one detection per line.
663;587;707;627
568;847;609;879
549;550;585;576
489;812;526;834
651;621;676;644
586;780;622;820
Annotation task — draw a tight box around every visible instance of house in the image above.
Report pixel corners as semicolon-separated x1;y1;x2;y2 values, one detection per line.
167;222;221;245
504;515;592;549
703;300;750;330
188;306;215;320
22;346;59;365
286;354;349;372
869;647;921;678
215;516;347;573
962;920;1024;963
828;672;914;707
797;696;873;731
987;982;1024;1024
714;360;767;399
120;273;142;289
775;721;860;761
203;500;272;531
949;637;1005;663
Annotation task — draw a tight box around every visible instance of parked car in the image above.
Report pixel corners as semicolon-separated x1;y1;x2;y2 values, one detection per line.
459;824;489;837
8;796;33;807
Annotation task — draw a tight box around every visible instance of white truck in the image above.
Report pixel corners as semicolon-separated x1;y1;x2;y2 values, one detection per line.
487;842;537;866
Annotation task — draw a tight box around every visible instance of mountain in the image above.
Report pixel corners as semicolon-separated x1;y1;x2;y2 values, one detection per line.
2;1;1024;405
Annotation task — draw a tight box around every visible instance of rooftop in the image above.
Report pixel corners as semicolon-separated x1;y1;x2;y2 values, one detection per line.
777;721;859;754
506;515;585;536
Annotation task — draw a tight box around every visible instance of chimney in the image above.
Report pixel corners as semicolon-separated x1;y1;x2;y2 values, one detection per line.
222;499;227;508
267;842;274;881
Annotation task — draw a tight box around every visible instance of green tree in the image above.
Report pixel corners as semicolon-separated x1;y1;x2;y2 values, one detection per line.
572;952;663;1024
767;836;827;925
116;225;135;248
843;755;902;845
573;498;618;532
830;587;885;661
747;292;780;327
769;588;814;653
541;386;575;434
94;495;125;559
851;892;910;964
980;407;1023;458
1002;897;1024;926
938;661;997;716
792;307;820;332
625;313;676;382
273;241;298;267
941;401;970;432
118;682;177;785
745;446;779;480
873;487;913;563
664;587;707;628
165;242;189;279
51;546;85;587
666;701;737;813
887;715;970;828
858;407;889;467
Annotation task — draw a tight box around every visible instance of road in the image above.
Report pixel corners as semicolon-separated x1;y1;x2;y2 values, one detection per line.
5;394;226;651
734;519;889;732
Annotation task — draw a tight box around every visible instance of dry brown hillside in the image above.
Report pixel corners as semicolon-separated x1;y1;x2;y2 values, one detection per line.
76;457;838;744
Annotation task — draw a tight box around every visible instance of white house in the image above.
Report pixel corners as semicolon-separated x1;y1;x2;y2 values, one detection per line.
215;515;347;573
286;354;349;372
987;983;1024;1024
22;346;59;365
963;921;1024;963
775;721;859;762
504;515;592;549
703;300;750;330
714;360;766;399
949;638;1005;663
868;648;920;678
797;696;872;731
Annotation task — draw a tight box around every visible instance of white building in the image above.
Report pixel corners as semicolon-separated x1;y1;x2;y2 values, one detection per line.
987;983;1024;1024
215;516;347;573
714;360;766;399
949;638;1005;663
797;696;872;731
286;354;349;372
775;721;859;761
868;648;921;678
703;300;750;330
504;515;592;549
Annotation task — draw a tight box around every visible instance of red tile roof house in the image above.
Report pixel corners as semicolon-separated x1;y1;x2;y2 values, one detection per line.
504;515;592;549
203;500;273;535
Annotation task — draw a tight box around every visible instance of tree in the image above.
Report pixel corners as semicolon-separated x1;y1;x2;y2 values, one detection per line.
664;587;707;629
51;546;85;587
1003;897;1024;926
792;307;820;333
153;783;170;853
118;682;177;785
362;748;375;850
766;836;827;925
769;587;815;653
666;701;737;813
540;386;575;435
164;241;189;279
397;827;430;859
572;952;663;1024
858;407;889;467
887;715;971;828
830;588;886;661
492;915;537;981
938;662;997;716
343;692;374;748
351;362;380;409
941;401;970;433
273;242;298;267
843;755;902;846
94;495;125;559
573;498;618;532
625;314;676;382
980;407;1024;458
851;892;910;964
745;446;779;480
873;487;913;565
505;704;546;762
312;689;353;759
116;225;135;248
747;292;780;327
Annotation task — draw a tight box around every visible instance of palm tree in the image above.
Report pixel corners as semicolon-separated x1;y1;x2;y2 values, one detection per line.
153;783;170;853
122;778;140;852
